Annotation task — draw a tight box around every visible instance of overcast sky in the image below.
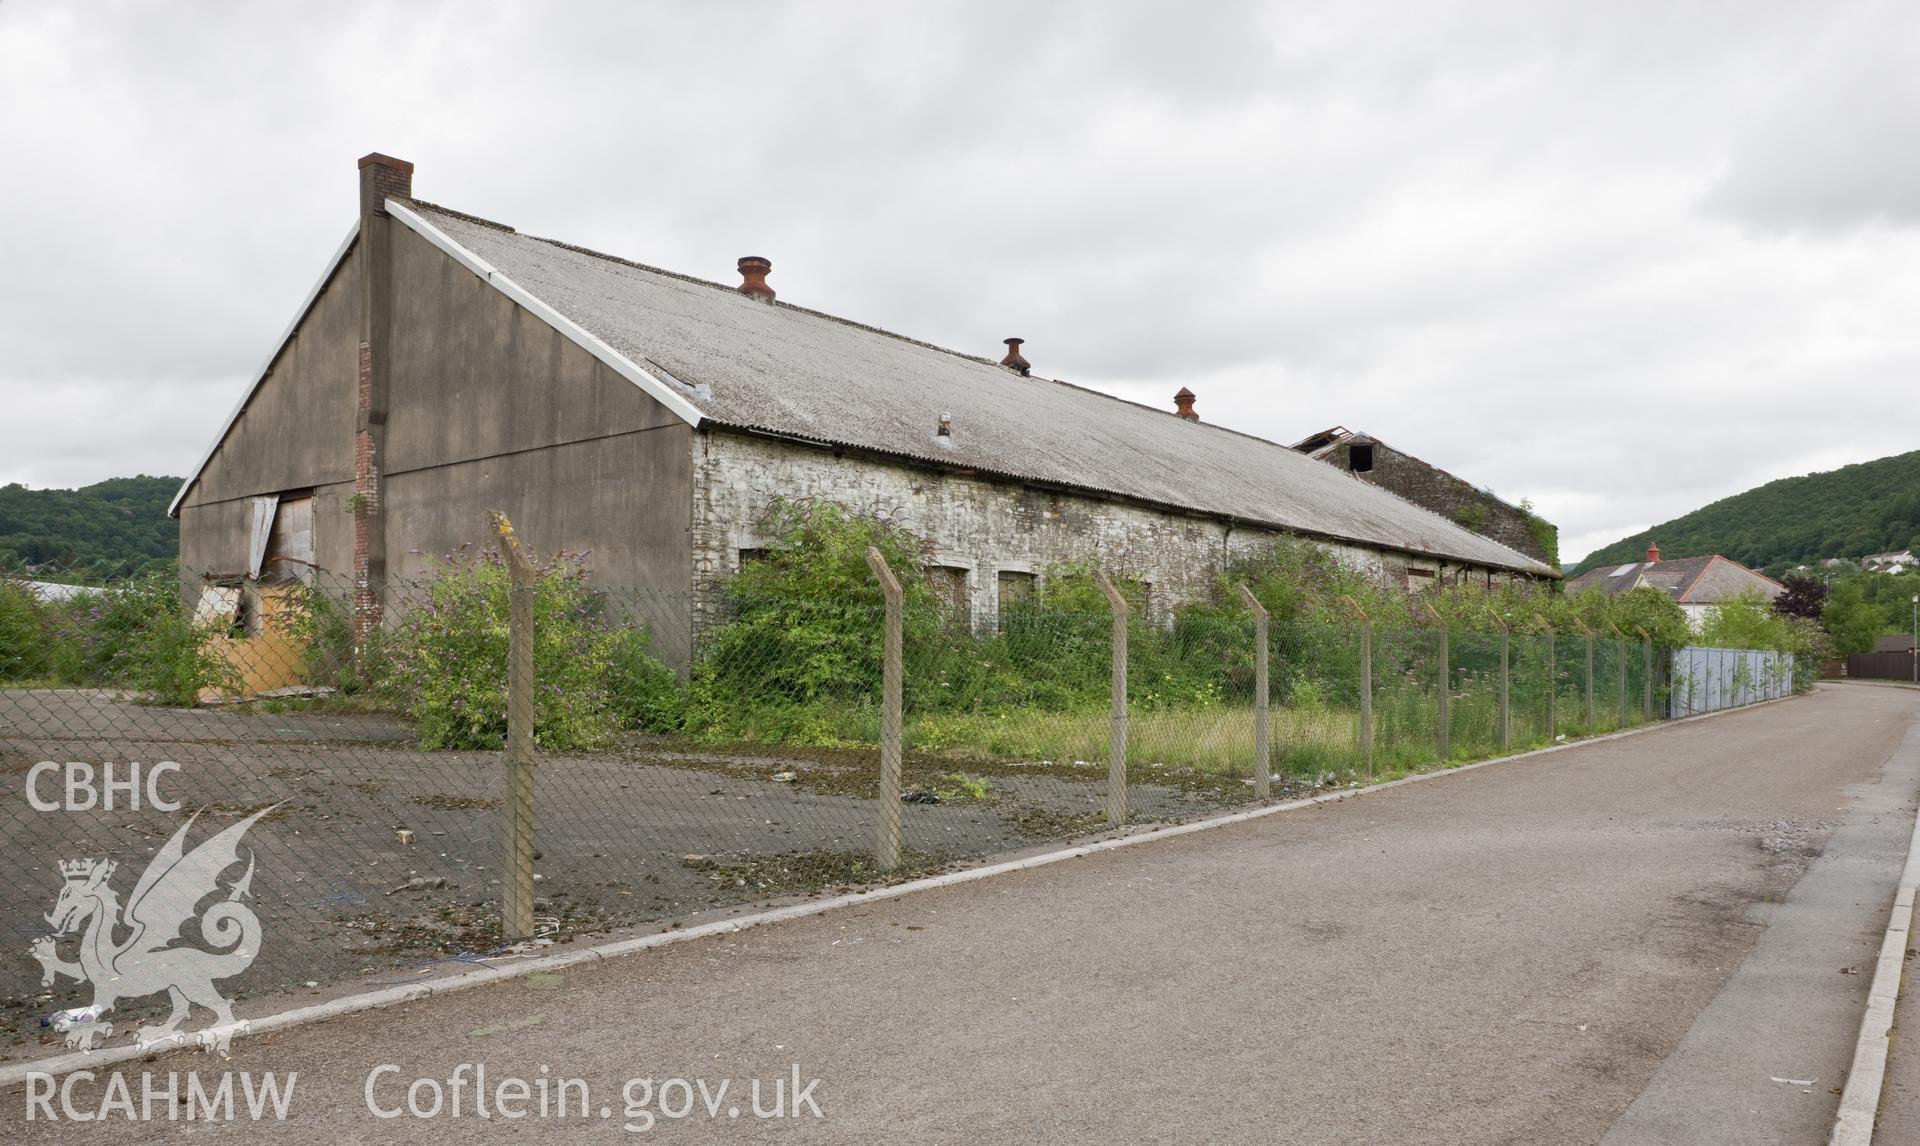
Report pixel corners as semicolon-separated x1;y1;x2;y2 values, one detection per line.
2;1;1916;564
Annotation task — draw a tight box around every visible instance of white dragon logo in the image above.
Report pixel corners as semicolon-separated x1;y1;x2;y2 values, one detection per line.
31;805;277;1056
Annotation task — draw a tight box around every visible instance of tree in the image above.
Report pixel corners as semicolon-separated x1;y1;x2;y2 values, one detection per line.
1822;580;1884;656
1698;590;1794;652
0;476;182;578
1602;587;1692;649
1772;575;1828;621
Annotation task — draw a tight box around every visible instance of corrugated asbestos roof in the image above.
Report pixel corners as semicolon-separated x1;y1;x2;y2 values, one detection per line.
407;202;1555;576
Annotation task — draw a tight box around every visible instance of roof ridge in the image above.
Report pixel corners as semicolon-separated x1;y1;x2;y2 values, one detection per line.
407;199;516;233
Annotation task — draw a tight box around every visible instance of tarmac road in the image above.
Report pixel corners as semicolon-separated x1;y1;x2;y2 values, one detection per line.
9;683;1918;1144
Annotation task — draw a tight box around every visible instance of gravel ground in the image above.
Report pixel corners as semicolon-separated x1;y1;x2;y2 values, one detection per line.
0;690;1293;1057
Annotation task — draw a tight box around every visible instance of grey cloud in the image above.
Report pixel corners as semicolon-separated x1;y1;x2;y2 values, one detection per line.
3;0;1918;564
1703;10;1920;231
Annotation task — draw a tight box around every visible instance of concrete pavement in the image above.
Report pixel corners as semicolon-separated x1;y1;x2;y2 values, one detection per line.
9;683;1917;1144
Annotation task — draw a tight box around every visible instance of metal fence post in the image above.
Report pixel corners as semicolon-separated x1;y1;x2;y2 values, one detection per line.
1095;569;1129;826
865;547;904;870
1347;596;1373;781
1237;585;1270;799
1427;603;1450;763
489;511;537;943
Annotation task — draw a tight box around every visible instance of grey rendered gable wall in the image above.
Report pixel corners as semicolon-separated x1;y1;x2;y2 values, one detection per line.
178;240;366;578
375;222;696;613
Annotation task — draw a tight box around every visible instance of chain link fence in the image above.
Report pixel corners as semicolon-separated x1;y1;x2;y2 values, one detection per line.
0;551;1717;1058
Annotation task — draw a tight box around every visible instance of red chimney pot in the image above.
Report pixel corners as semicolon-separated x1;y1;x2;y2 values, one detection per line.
737;256;775;303
1646;542;1661;564
1000;338;1030;377
1174;387;1199;421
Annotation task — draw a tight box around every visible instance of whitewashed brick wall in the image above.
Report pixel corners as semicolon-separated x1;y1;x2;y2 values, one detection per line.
689;431;1485;625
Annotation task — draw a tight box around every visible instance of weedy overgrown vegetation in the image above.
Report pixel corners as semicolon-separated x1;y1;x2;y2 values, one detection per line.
0;570;235;705
0;499;1820;772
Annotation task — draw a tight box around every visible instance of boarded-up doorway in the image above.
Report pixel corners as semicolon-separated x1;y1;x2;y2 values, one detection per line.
264;494;314;583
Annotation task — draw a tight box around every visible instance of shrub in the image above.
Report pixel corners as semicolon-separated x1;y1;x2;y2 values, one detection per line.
380;551;677;751
48;575;236;705
606;627;686;732
685;500;940;738
281;583;387;694
1697;590;1795;652
0;580;45;681
2;574;232;700
1591;586;1692;649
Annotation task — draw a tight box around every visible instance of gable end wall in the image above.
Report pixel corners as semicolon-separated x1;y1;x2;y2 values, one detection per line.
374;223;698;616
178;242;365;578
1329;441;1553;564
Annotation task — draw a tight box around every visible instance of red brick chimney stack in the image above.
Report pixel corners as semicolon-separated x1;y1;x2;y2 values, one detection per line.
1174;387;1199;421
736;257;775;303
357;153;413;217
1000;338;1031;377
1646;542;1661;563
351;152;413;638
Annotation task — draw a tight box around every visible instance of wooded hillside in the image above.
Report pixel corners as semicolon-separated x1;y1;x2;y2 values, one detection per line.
1572;449;1920;576
0;476;181;576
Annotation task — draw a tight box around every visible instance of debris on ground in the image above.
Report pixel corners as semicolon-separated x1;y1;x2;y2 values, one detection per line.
387;876;450;895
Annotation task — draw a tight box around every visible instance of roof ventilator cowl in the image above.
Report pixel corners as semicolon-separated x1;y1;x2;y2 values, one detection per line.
1000;337;1030;376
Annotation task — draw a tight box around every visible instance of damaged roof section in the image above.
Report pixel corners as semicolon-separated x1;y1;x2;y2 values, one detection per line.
394;201;1556;576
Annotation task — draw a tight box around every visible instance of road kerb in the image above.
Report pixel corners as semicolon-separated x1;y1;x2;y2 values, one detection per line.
1831;723;1920;1146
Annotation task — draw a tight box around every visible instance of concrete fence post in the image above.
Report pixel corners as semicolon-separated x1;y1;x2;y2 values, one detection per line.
1607;623;1628;727
1492;613;1511;754
1581;623;1596;735
1536;615;1556;740
1237;585;1270;799
865;546;905;871
1636;627;1654;722
489;511;538;943
1346;596;1373;781
1095;568;1130;825
1426;603;1450;763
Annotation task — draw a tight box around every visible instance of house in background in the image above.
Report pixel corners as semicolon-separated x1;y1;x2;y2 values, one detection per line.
1290;427;1558;571
1564;543;1785;629
1862;550;1915;575
169;154;1557;666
